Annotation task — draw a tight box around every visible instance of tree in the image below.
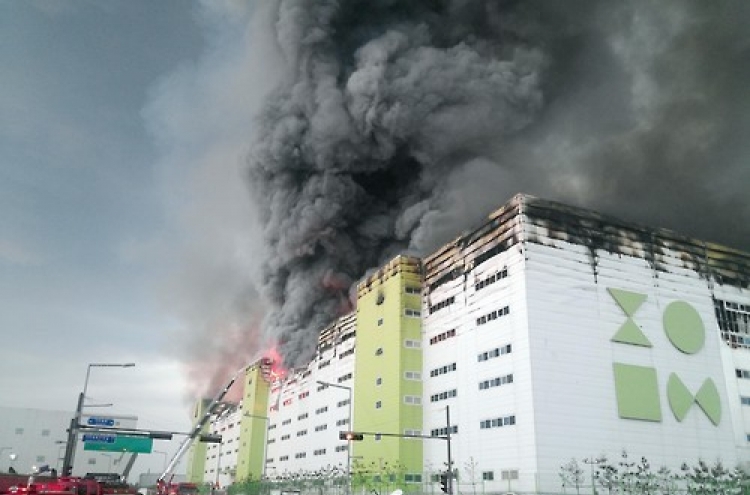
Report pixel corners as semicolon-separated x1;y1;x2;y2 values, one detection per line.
560;458;585;495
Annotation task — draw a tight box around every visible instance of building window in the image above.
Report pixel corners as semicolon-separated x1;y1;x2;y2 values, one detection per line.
375;347;384;356
404;371;422;380
405;286;420;295
479;415;516;429
404;395;422;405
476;306;510;326
375;401;382;409
430;389;457;402
298;413;308;420
501;470;519;480
404;339;421;349
741;396;750;406
376;377;382;386
405;308;421;318
296;430;308;437
405;474;423;483
41;429;50;437
482;471;494;481
314;449;326;456
15;428;23;435
404;429;422;438
338;373;352;383
280;435;290;441
429;296;456;314
315;424;327;432
714;299;750;349
478;344;512;362
430;425;458;437
335;445;348;452
316;406;328;414
479;373;514;390
336;418;349;426
430;362;457;377
737;369;750;379
337;399;350;407
429;329;457;345
475;268;508;291
339;348;355;359
378;318;384;326
88;459;96;465
282;419;292;426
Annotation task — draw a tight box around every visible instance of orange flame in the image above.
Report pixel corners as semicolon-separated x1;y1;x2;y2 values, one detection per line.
260;346;288;383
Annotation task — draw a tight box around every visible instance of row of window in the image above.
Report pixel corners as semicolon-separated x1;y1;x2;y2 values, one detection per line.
431;389;457;402
475;268;509;291
478;344;512;362
430;425;458;437
430;328;456;345
430;362;457;377
477;306;510;326
339;348;355;359
429;295;456;314
479;373;514;390
480;415;516;429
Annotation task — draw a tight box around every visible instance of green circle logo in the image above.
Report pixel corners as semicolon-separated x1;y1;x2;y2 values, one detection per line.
663;301;705;354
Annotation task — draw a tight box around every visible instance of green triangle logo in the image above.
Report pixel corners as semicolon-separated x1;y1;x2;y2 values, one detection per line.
612;318;652;347
607;288;647;316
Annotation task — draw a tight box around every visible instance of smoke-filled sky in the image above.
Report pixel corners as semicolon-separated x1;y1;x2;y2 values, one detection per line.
1;0;749;473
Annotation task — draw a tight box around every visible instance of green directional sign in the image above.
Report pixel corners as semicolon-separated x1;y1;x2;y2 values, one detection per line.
84;435;153;453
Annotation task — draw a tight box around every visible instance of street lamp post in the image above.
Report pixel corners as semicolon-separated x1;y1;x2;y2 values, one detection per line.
317;381;352;495
61;362;135;476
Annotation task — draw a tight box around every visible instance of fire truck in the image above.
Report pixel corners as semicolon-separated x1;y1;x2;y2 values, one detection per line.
0;469;136;495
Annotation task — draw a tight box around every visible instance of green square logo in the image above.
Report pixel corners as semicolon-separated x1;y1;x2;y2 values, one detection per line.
613;363;662;422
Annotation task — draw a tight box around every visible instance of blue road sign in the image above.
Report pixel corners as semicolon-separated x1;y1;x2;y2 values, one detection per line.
82;434;116;444
87;417;116;427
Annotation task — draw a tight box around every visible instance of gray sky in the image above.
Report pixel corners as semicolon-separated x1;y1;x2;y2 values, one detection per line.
0;0;230;478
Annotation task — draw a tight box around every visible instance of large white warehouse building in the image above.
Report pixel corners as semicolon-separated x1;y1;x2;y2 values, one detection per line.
192;194;750;494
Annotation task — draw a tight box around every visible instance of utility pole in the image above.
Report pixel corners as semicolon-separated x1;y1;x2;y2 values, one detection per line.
61;392;84;476
446;406;453;495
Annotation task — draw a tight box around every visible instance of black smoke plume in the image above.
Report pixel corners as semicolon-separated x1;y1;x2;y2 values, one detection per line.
245;0;750;367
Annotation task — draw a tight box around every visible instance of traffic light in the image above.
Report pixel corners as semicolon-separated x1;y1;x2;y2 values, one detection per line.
149;431;174;440
199;434;223;443
440;473;449;494
338;431;364;441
